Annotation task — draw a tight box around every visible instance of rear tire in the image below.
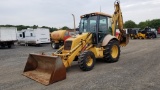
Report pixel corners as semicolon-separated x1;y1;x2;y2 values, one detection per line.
51;42;59;49
103;40;120;62
78;51;96;71
8;45;11;48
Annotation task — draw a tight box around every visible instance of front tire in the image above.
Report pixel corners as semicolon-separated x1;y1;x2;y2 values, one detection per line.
78;51;96;71
103;40;120;62
152;34;156;38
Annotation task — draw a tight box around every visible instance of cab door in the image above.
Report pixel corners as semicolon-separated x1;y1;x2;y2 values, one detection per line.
98;16;108;43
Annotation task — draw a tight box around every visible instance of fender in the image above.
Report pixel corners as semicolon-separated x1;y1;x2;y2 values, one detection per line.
101;34;118;46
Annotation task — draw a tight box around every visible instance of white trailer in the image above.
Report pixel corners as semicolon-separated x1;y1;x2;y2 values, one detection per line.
17;28;50;46
0;27;17;48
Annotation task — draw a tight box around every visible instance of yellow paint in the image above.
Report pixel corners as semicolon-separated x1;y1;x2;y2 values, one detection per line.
56;33;92;67
89;47;104;58
137;33;146;39
111;45;118;58
86;56;93;66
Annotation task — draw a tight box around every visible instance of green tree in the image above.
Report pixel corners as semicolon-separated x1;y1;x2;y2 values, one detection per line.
124;20;137;28
41;26;49;29
145;20;151;27
32;25;38;29
5;24;14;27
50;27;58;32
138;19;160;30
61;26;70;30
138;20;151;30
138;21;147;29
41;26;58;32
149;19;160;30
16;25;30;30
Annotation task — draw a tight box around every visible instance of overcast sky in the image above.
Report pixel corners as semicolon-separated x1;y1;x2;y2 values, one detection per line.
0;0;160;28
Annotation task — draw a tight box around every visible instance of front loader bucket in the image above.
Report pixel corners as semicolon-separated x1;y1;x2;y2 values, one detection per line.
23;54;66;85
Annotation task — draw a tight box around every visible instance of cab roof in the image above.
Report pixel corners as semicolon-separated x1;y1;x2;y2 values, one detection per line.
80;12;112;18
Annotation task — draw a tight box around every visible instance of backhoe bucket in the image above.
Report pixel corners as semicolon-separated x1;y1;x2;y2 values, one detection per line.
23;54;66;85
119;33;129;46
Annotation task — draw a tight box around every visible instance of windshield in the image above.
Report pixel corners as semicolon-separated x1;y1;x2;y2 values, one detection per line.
79;16;97;33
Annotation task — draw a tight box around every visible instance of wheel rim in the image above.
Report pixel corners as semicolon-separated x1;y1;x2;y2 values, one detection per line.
86;56;93;66
52;43;55;48
111;45;118;58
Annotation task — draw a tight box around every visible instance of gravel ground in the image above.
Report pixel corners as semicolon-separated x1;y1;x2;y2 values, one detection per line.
0;36;160;90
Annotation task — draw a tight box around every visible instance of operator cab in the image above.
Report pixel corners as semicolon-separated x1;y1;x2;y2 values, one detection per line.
79;12;112;44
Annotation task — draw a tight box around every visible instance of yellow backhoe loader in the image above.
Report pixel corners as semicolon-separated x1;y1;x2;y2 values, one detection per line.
23;0;129;85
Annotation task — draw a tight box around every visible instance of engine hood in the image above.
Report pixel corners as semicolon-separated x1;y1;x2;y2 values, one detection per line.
64;33;91;50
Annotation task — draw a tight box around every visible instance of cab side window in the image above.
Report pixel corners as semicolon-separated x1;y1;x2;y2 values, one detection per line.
99;16;108;33
98;16;108;43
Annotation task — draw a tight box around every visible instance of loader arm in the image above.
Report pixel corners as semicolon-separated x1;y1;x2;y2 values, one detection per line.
53;33;93;68
111;0;129;46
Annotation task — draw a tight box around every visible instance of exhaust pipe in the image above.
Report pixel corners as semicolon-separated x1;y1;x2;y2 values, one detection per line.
72;14;76;36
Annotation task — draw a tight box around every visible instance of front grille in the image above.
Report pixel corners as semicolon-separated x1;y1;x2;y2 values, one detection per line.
64;41;72;50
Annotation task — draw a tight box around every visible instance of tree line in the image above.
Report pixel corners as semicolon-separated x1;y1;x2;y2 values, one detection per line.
0;25;70;32
1;18;160;32
124;19;160;30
